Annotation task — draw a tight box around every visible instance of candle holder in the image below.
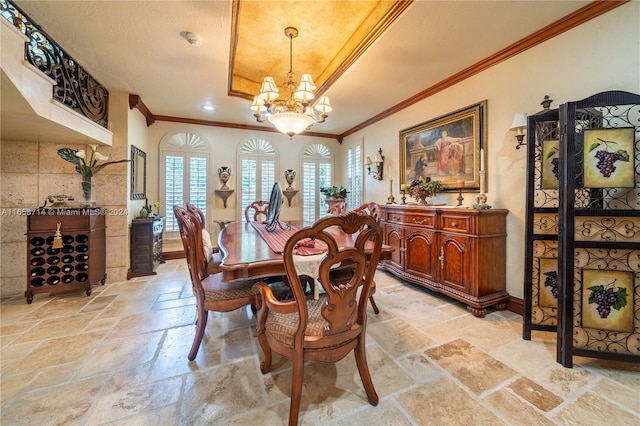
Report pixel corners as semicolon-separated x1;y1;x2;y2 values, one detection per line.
400;191;407;205
455;180;465;207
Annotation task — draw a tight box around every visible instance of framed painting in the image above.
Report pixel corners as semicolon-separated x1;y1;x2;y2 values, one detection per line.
538;257;558;308
400;100;487;191
581;269;633;333
583;127;635;188
541;139;559;189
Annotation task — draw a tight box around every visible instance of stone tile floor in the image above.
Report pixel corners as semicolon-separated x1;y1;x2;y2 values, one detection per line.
1;260;638;425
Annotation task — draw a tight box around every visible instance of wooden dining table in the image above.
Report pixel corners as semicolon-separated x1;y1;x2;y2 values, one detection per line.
217;220;392;283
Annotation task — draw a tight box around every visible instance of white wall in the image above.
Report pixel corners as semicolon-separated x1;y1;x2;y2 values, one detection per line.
342;3;640;299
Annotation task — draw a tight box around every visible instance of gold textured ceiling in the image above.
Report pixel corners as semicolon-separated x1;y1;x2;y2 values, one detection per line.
229;0;412;100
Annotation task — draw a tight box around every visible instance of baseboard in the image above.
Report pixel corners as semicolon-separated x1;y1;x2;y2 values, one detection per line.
162;250;185;260
507;296;523;316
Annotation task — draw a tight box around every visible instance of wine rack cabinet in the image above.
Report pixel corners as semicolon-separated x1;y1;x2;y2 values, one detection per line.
26;208;106;303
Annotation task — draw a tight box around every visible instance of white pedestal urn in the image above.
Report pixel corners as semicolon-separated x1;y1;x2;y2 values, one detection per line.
218;166;231;190
284;169;296;190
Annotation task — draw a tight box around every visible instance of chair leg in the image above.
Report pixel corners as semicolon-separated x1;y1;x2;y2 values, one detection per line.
188;306;208;361
369;279;380;314
255;314;272;374
289;353;305;426
369;296;380;314
354;335;379;406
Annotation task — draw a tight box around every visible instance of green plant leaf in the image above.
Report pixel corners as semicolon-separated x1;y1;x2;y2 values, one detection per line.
613;287;628;310
587;142;601;152
546;151;557;160
57;148;81;164
615;149;630;162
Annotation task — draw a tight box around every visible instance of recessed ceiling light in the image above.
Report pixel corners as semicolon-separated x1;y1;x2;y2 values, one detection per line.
202;105;215;111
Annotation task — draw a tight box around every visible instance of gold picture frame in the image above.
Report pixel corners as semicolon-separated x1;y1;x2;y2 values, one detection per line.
400;100;487;191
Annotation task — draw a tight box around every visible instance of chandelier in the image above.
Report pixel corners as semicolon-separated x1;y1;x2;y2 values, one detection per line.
250;27;332;138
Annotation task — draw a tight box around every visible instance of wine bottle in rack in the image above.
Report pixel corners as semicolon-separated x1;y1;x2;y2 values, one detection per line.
62;245;75;254
47;276;60;285
75;263;89;272
45;236;55;245
75;234;89;243
62;275;74;284
75;254;89;262
62;255;74;264
30;237;45;246
31;247;45;256
47;246;61;255
31;257;45;266
47;265;60;275
30;277;45;287
63;235;75;244
61;264;74;274
31;267;45;277
76;273;88;282
47;256;61;265
76;244;89;253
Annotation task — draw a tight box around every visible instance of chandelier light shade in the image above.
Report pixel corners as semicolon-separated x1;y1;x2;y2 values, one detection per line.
250;27;331;138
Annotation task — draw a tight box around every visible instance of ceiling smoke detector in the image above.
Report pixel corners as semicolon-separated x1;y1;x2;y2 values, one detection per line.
181;31;202;47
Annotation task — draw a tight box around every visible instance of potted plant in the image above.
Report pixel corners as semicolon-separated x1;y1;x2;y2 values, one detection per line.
320;185;348;200
320;185;348;212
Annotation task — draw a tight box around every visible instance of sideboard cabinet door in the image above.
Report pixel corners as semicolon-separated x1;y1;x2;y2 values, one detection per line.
379;205;508;317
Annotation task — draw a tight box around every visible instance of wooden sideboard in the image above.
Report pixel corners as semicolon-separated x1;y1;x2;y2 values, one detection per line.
129;216;164;278
26;208;106;303
379;205;509;316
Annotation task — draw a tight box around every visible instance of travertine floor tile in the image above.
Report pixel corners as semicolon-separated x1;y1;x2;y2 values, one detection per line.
1;260;638;426
396;376;505;425
553;391;640;425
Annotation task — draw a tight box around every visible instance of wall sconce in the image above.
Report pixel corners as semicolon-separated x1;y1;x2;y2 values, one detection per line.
364;148;384;180
510;113;528;149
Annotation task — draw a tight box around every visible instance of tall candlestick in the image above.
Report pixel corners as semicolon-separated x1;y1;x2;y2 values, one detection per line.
480;148;485;171
386;179;395;204
479;170;486;194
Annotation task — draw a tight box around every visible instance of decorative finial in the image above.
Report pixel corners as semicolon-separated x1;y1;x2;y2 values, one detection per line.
540;95;553;110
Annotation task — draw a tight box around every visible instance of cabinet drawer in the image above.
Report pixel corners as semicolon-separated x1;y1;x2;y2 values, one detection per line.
28;212;91;232
386;212;434;228
441;214;470;233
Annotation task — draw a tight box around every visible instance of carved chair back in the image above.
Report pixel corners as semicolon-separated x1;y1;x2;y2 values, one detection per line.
244;200;270;222
352;202;380;223
252;211;383;425
326;199;347;215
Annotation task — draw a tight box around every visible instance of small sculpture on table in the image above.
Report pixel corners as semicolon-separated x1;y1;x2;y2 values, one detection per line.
473;193;492;210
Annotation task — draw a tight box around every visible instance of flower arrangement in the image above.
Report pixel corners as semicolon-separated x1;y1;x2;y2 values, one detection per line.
58;145;129;178
58;145;129;205
408;176;443;205
320;185;348;199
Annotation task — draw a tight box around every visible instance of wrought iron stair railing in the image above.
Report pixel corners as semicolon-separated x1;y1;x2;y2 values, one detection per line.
1;0;109;128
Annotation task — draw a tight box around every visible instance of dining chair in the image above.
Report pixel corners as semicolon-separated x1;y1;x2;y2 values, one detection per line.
351;202;382;314
326;199;346;215
252;211;383;425
244;200;269;222
186;203;222;275
174;205;258;361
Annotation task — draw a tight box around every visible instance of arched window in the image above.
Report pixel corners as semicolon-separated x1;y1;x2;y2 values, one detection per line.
238;137;277;223
301;143;333;222
159;131;210;233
